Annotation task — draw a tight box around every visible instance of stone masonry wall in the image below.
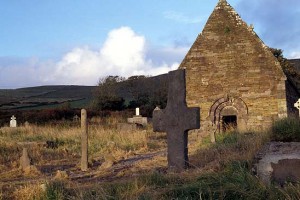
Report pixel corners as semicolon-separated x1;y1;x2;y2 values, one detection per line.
179;0;287;132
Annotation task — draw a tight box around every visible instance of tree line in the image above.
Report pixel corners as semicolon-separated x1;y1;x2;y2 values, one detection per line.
91;74;168;117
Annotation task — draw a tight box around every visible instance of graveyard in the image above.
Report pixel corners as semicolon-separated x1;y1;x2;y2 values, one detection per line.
0;112;297;199
1;0;300;199
0;70;299;199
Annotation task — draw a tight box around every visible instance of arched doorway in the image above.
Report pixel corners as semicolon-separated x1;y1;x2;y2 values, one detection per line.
220;106;238;132
209;96;248;132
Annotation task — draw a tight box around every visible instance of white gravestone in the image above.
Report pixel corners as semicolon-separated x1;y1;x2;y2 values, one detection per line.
10;115;17;127
136;107;140;116
127;107;148;126
294;99;300;117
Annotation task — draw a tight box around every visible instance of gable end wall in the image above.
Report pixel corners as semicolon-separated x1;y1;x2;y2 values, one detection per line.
179;0;288;132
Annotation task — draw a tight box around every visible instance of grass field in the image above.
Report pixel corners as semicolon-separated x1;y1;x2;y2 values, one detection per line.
0;85;96;110
0;74;169;112
0;117;299;199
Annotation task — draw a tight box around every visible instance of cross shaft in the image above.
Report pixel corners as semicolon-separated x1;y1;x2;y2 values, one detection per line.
153;69;200;171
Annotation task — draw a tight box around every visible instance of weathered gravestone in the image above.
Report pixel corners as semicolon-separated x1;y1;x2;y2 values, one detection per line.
127;107;148;127
294;98;300;117
136;107;140;116
19;148;31;170
73;115;80;122
153;69;200;171
81;109;88;171
24;121;30;128
10;115;17;127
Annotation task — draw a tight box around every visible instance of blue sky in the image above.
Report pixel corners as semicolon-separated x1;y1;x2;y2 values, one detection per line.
1;0;300;88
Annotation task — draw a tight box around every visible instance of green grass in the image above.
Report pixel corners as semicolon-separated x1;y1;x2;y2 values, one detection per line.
43;181;71;200
271;117;300;142
28;161;299;200
0;85;95;110
166;161;266;200
165;161;300;200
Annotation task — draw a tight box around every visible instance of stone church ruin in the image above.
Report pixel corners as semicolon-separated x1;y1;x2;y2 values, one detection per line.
178;0;300;133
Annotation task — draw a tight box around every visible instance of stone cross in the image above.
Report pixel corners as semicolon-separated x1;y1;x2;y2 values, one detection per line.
294;98;300;117
10;115;17;127
73;115;79;122
81;109;88;171
153;69;200;171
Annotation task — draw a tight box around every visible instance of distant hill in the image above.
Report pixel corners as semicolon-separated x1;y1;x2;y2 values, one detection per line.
1;60;298;112
0;85;96;110
0;73;169;111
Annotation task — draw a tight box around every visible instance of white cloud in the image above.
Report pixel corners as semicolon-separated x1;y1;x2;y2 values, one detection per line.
49;26;181;85
0;27;185;88
0;57;54;88
163;11;202;24
289;51;300;59
100;27;145;69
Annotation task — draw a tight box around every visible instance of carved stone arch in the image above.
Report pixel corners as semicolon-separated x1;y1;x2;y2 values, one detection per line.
220;106;238;118
209;96;248;132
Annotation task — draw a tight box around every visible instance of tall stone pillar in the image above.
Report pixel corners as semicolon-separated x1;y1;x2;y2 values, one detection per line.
81;109;88;171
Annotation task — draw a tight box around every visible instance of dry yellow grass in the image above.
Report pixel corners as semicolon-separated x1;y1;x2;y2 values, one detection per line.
0;120;153;167
0;117;168;199
12;183;45;200
1;116;281;199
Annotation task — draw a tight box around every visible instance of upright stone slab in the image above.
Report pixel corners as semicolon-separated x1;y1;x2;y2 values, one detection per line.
73;115;80;122
136;107;140;116
24;121;30;128
20;148;31;170
81;109;88;171
10;115;17;128
153;69;200;171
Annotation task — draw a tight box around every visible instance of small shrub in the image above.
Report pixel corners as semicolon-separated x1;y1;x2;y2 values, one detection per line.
224;26;231;34
44;181;71;200
217;131;238;145
271;118;300;142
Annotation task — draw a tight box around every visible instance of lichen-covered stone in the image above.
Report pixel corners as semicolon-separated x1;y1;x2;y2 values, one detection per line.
253;142;300;185
153;69;200;171
81;109;88;171
19;148;31;170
